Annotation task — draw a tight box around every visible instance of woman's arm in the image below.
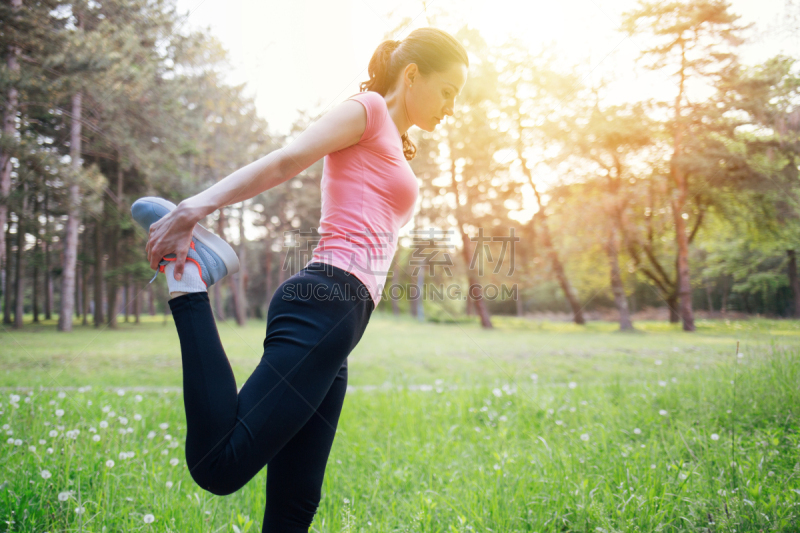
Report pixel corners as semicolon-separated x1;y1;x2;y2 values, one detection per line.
145;97;369;278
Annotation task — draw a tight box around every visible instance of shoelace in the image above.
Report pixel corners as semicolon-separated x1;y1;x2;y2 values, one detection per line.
149;258;170;284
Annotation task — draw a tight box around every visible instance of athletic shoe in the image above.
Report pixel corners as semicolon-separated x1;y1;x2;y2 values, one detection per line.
130;197;239;288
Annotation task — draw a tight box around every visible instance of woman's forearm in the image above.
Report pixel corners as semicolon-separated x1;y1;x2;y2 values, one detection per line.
178;149;291;223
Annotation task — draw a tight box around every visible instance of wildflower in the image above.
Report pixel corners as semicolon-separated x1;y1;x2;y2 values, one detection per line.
6;438;13;444
555;420;564;426
5;429;11;435
102;406;110;413
655;360;662;366
2;424;8;430
99;421;108;429
58;491;71;501
147;431;156;439
108;411;116;418
46;448;53;454
492;388;502;397
493;464;501;470
633;428;642;435
55;409;64;417
75;506;85;515
134;414;142;421
92;435;101;442
14;439;22;446
159;423;168;430
650;464;656;469
568;381;577;389
38;439;46;445
658;381;667;387
117;389;125;396
165;481;173;489
737;352;744;359
40;470;51;479
580;400;588;405
143;514;155;524
135;394;143;402
29;445;37;452
711;433;720;441
679;473;687;480
118;417;128;425
169;458;179;466
126;427;133;433
58;392;66;399
659;410;668;416
66;430;79;439
10;394;20;403
164;434;172;441
530;373;538;381
49;430;58;438
499;415;508;422
580;433;590;442
569;407;576;413
88;427;96;433
106;460;115;468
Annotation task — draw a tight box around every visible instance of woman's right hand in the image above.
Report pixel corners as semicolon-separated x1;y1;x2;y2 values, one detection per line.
145;204;198;281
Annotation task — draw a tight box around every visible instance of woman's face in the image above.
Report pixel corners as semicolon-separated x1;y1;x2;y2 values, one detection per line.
406;62;468;132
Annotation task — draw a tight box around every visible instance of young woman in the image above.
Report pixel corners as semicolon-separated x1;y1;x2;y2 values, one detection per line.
132;27;468;532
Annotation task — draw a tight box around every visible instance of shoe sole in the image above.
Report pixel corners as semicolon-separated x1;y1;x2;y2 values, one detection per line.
135;197;240;277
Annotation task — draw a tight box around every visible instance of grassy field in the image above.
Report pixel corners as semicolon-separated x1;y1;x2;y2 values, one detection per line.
1;314;799;532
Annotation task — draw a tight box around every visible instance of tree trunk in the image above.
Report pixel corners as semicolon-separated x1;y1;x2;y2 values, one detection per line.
515;116;583;325
235;205;248;325
3;220;12;324
607;227;633;331
459;228;492;328
58;90;83;332
134;279;140;324
13;211;25;329
220;209;245;326
671;41;695;332
82;264;89;326
705;281;714;313
32;231;39;324
44;192;52;320
667;292;680;323
788;250;800;318
0;0;21;310
93;219;104;327
147;283;155;316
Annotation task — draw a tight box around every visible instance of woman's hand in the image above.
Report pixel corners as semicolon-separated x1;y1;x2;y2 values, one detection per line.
145;204;199;281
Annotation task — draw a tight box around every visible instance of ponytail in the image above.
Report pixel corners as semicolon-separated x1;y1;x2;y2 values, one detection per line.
359;28;469;161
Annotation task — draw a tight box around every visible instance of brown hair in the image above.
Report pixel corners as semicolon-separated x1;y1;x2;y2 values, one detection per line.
359;27;469;161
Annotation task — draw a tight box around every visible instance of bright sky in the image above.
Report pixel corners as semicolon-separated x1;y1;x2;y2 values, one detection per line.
175;0;797;136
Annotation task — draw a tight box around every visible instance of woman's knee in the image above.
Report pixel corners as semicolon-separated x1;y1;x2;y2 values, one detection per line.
188;461;247;496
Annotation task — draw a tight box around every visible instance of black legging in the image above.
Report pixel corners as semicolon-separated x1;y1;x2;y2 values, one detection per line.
167;262;374;532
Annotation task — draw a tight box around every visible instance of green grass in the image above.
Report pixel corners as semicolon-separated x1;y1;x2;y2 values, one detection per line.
1;314;799;531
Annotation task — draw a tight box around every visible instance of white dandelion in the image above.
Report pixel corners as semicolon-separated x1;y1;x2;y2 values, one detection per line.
165;481;173;489
49;430;58;438
655;360;662;366
117;389;125;396
14;439;22;446
40;470;51;479
659;410;668;416
58;392;66;399
75;506;85;515
658;381;667;387
46;448;53;454
133;414;142;421
99;421;108;429
38;439;46;445
147;431;156;439
135;394;143;403
102;406;110;413
55;409;64;417
118;417;128;425
92;435;101;442
633;428;642;435
159;423;169;430
58;491;71;502
143;514;155;524
169;458;179;466
711;433;720;441
106;460;115;468
580;433;590;441
568;381;577;389
555;420;564;426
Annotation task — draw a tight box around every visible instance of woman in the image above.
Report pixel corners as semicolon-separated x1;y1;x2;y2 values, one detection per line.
132;27;468;532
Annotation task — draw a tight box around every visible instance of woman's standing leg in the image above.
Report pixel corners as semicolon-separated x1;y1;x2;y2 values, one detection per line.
262;358;349;532
168;264;372;498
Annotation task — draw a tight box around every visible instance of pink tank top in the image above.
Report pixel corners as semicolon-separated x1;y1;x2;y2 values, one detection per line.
307;90;419;307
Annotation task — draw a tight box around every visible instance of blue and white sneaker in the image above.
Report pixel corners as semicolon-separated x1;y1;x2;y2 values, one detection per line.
131;197;240;288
